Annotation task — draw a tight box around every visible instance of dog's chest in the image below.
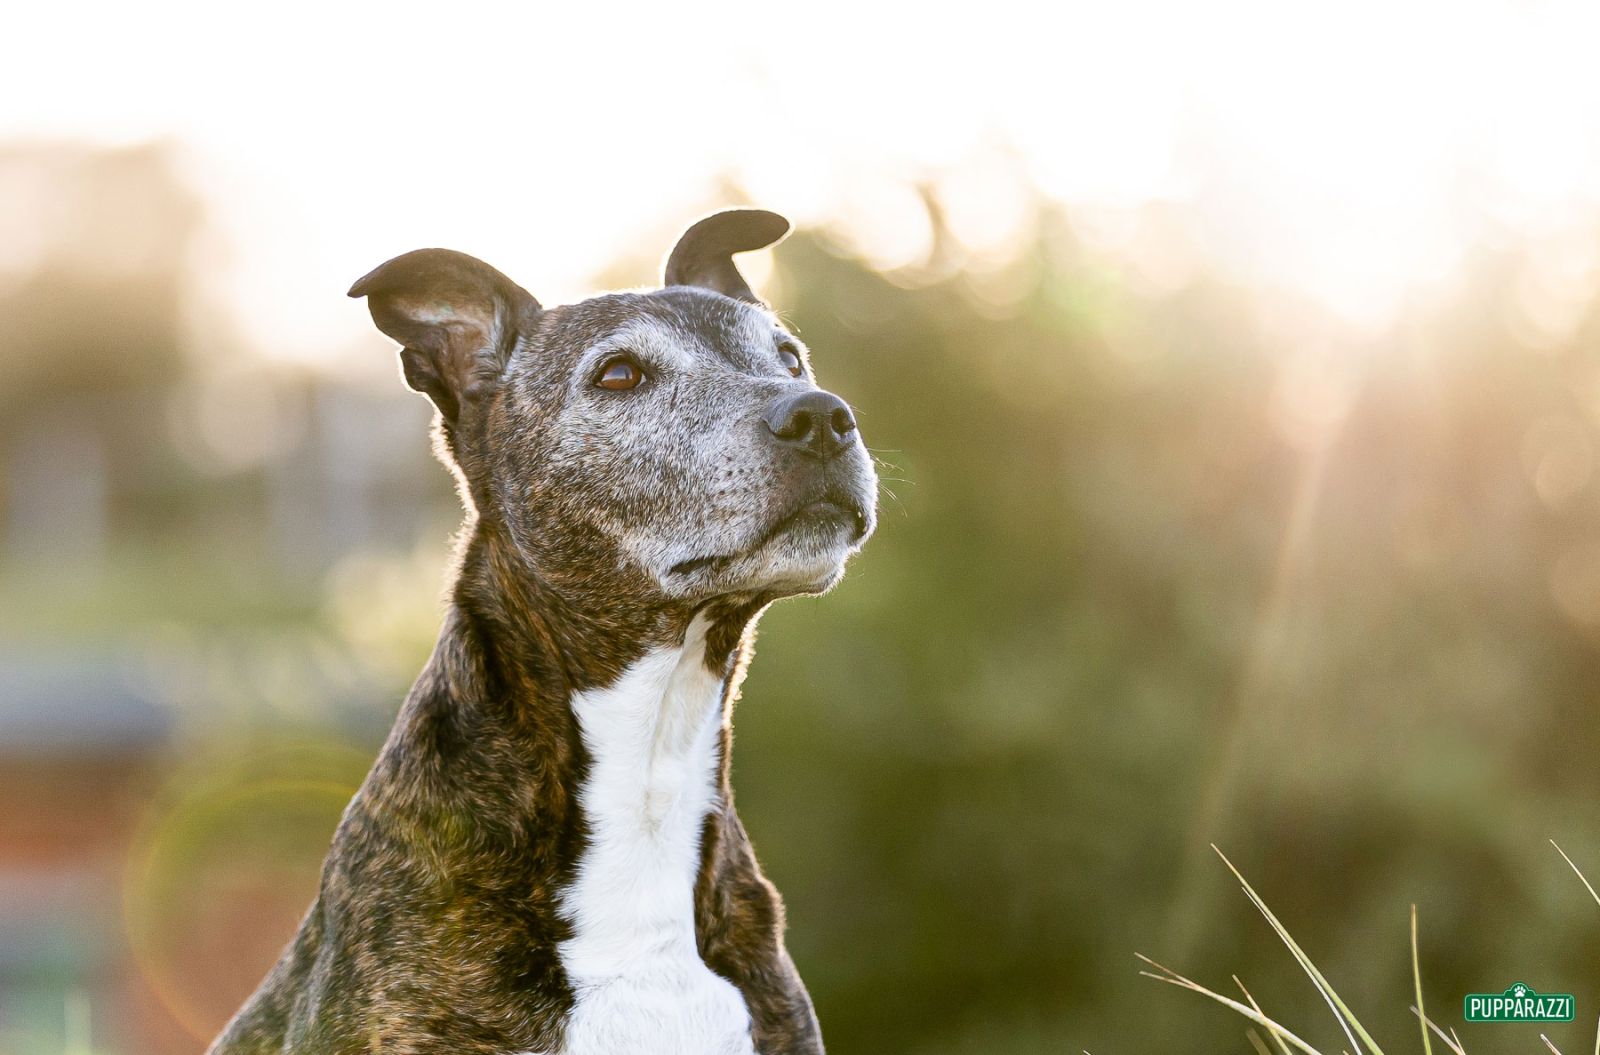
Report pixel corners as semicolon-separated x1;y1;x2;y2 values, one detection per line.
554;629;755;1055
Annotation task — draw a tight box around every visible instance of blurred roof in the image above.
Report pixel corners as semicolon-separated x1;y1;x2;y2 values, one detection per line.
0;649;170;754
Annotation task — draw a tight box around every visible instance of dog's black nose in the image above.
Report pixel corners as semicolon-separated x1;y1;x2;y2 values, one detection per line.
764;390;857;459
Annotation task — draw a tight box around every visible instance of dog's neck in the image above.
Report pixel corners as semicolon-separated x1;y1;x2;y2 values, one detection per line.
381;516;756;867
387;519;753;992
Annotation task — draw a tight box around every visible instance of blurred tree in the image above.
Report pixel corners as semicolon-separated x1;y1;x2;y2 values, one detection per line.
0;142;199;405
0;143;203;572
728;201;1600;1054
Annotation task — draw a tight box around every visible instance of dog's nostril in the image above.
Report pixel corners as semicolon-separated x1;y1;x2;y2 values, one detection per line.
830;407;855;436
773;410;813;441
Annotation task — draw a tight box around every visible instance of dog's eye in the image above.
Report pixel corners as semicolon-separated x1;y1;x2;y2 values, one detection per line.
778;345;804;378
595;357;645;391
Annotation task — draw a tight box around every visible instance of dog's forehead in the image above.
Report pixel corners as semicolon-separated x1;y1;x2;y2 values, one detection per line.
536;288;783;369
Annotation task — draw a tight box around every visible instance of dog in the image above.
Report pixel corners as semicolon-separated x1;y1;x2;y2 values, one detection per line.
206;209;876;1055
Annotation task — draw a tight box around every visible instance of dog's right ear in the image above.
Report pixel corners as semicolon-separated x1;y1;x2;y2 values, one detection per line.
349;249;540;422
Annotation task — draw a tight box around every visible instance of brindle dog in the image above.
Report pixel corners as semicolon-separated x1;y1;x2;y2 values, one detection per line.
207;210;875;1055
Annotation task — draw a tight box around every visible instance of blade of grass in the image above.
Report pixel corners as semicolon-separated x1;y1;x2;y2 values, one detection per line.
1410;906;1431;1055
1541;1035;1563;1055
1247;1029;1275;1055
1407;1007;1466;1055
1555;840;1599;1055
1236;975;1294;1055
1137;954;1328;1055
1215;846;1385;1055
1552;841;1600;909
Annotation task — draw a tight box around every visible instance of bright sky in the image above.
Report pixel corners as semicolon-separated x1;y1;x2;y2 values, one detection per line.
8;0;1600;360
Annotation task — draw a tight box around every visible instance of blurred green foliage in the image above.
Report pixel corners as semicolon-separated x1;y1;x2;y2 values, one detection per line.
734;218;1600;1053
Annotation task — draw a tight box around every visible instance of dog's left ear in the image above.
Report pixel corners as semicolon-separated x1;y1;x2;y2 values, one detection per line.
663;209;791;303
349;249;539;423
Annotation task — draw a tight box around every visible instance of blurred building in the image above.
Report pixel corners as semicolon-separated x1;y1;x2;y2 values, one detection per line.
0;652;172;1054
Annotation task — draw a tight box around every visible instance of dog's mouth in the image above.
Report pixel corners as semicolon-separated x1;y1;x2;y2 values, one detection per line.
669;492;870;578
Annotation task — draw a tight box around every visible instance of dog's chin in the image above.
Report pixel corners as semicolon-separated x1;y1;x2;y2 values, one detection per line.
660;504;867;600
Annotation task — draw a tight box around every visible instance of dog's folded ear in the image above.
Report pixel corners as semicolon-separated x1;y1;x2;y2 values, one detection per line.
349;249;539;422
663;209;791;304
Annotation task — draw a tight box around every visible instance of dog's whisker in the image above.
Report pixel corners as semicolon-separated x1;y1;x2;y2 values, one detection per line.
878;484;909;518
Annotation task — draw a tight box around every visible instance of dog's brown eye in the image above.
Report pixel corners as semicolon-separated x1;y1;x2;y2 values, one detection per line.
778;345;803;378
595;358;644;391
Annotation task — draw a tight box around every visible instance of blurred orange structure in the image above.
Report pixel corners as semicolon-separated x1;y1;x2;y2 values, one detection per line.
0;653;186;1053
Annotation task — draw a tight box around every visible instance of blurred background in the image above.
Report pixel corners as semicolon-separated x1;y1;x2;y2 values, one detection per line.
6;1;1600;1052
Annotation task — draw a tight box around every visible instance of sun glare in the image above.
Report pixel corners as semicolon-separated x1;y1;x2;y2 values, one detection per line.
7;0;1600;359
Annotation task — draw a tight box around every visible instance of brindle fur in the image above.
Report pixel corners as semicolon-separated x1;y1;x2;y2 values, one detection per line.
208;211;874;1055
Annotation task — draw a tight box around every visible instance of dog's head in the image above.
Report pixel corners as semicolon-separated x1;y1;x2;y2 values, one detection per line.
350;210;876;607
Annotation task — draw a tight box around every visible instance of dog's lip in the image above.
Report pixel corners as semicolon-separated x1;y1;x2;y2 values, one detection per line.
668;493;869;577
756;492;871;548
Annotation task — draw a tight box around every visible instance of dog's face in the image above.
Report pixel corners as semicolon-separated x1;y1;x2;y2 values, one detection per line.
350;210;876;606
504;288;876;599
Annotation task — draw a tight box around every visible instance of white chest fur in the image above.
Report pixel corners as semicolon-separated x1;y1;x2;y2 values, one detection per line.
554;618;756;1055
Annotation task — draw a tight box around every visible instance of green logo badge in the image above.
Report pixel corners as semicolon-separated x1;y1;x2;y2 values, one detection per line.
1464;983;1574;1022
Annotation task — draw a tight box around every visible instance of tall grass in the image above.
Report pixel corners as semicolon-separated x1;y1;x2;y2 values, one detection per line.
1140;844;1600;1055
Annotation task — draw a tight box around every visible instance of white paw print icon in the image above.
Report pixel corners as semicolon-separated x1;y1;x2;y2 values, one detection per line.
1513;984;1529;998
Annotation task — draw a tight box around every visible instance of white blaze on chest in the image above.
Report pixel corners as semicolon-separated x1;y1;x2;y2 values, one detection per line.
556;616;756;1055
